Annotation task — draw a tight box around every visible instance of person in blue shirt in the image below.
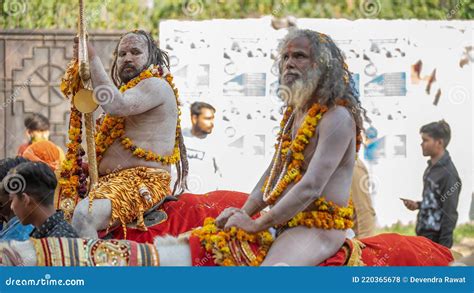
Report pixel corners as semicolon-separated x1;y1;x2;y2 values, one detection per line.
0;157;34;240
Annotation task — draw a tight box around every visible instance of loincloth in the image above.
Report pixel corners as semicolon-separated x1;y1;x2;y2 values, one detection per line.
31;237;159;266
88;166;171;238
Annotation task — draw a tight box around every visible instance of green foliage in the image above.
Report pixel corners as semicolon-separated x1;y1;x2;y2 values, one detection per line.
376;221;474;244
1;0;472;34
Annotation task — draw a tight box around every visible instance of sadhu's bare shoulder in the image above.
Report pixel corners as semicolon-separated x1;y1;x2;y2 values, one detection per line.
318;105;355;140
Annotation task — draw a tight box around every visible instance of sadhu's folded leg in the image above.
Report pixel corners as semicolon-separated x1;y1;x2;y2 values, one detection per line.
72;198;113;238
72;167;171;239
261;227;346;266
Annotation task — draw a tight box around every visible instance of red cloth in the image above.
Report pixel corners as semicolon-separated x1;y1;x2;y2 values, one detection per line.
101;190;248;243
319;233;453;266
190;233;454;266
357;233;452;266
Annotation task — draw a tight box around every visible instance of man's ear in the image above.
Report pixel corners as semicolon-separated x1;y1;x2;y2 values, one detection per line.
21;193;33;206
191;114;198;125
436;138;445;150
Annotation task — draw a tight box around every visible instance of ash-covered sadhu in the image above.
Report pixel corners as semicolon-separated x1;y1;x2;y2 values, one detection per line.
202;29;365;266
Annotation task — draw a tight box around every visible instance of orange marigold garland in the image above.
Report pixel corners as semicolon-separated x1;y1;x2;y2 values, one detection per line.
282;197;354;230
192;218;274;266
94;65;182;165
262;100;362;206
57;59;88;220
60;59;82;98
57;62;182;221
262;103;328;205
192;100;360;264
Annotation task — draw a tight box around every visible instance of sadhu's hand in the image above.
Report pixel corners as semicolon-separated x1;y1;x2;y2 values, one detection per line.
224;212;260;233
215;207;242;228
401;198;419;211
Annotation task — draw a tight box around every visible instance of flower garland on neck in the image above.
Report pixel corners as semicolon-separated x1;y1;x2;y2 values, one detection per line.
262;100;362;205
262;103;327;205
94;64;182;165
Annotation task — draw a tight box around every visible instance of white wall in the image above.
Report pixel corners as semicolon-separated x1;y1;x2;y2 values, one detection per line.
161;18;473;226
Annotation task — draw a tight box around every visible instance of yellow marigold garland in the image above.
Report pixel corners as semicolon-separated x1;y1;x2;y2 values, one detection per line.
57;106;84;219
192;199;352;266
94;65;182;165
262;100;362;206
283;197;354;230
262;103;328;205
57;62;182;220
192;218;273;266
58;59;88;220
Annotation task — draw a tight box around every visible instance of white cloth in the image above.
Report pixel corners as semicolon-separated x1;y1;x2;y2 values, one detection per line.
183;128;222;194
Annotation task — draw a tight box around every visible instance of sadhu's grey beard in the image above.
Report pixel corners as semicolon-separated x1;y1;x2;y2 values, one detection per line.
280;68;321;110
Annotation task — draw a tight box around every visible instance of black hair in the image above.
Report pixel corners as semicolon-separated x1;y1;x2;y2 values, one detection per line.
0;157;29;181
190;102;216;117
24;113;50;132
7;161;57;206
420;120;451;148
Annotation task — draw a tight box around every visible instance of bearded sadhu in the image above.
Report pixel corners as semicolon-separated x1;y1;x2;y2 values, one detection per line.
211;29;364;266
68;30;189;239
28;28;452;268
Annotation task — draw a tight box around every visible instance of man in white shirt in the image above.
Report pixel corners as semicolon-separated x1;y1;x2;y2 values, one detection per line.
183;102;222;194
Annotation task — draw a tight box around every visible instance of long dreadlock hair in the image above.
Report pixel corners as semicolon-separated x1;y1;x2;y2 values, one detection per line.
278;29;366;132
110;30;188;195
111;30;170;87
